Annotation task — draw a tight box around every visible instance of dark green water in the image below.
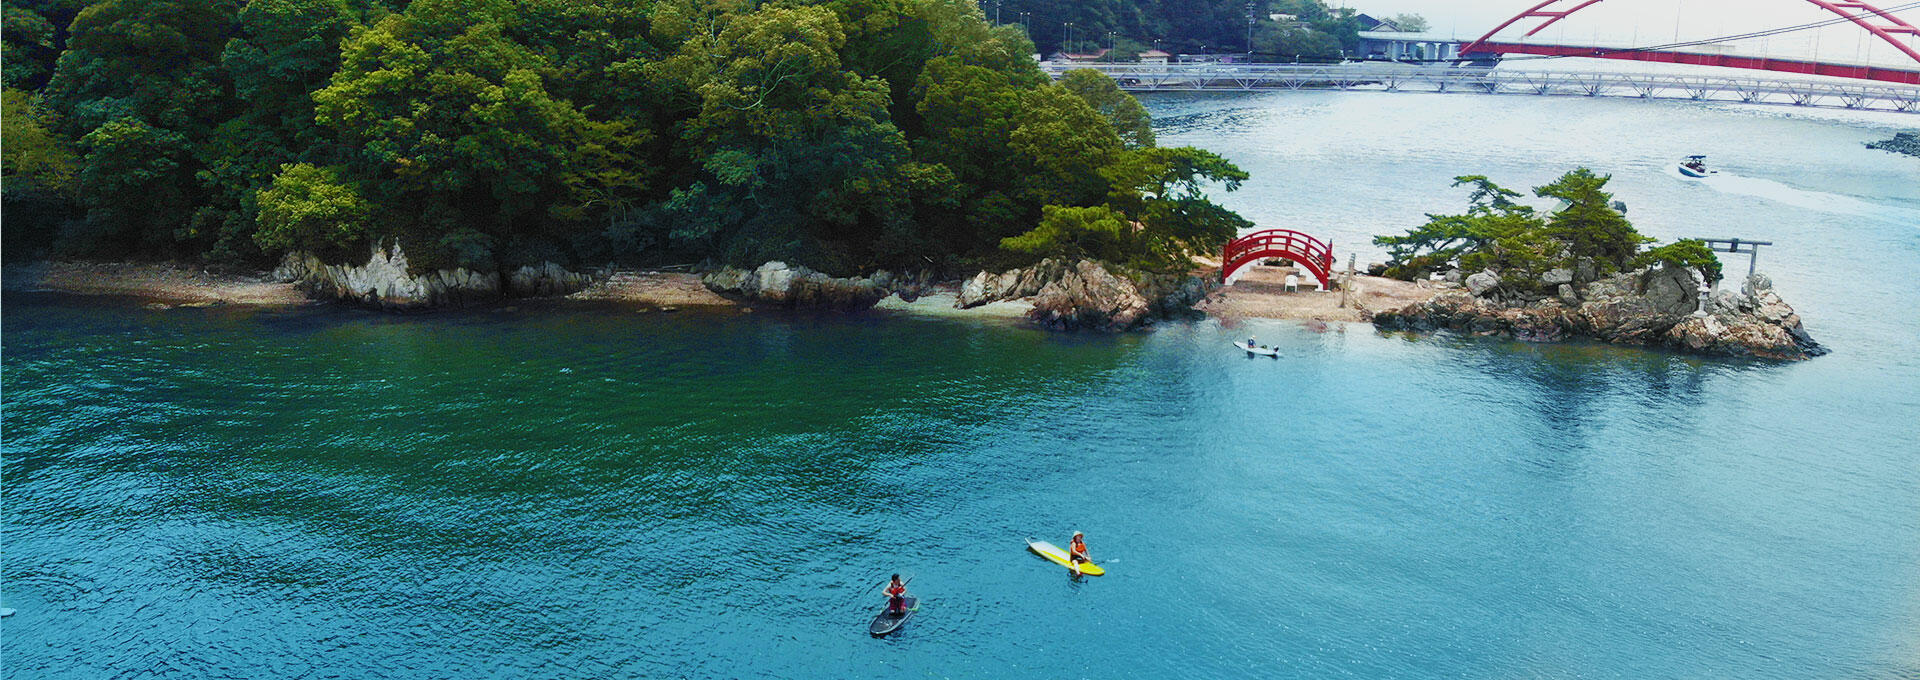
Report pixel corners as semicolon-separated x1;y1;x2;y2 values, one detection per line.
6;93;1920;678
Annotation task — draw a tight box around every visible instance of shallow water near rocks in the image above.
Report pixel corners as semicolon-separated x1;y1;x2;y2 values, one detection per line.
5;92;1919;678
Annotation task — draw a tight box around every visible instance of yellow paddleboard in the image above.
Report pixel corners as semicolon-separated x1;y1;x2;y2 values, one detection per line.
1027;538;1105;576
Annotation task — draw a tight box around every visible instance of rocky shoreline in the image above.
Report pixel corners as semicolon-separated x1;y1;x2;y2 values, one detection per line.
699;261;932;311
273;243;597;310
695;258;1212;332
2;261;307;306
952;258;1212;332
1368;263;1826;360
6;253;1829;360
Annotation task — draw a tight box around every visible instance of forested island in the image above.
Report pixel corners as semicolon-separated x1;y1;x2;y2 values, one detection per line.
1364;171;1825;360
3;0;1273;290
1;0;1825;358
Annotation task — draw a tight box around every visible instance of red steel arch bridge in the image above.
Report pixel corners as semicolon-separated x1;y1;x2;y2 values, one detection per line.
1045;0;1920;111
1459;0;1920;84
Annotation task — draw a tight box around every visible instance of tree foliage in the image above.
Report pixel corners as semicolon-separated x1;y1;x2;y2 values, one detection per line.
1638;239;1723;283
1374;169;1678;294
6;0;1254;277
1534;167;1647;274
253;163;372;256
1372;174;1536;279
1251;25;1342;62
2;87;80;258
2;89;75;193
1386;13;1427;32
1001;204;1131;260
1001;145;1249;270
1060;69;1153;149
980;0;1360;58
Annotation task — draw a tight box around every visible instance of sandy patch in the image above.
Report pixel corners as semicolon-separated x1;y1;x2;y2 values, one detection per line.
565;271;736;308
1196;264;1440;323
3;261;309;305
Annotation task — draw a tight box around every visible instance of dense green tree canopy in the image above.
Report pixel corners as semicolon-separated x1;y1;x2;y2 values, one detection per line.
1386;13;1427;32
1;89;74;192
1060;69;1153;149
1373;170;1718;291
2;0;1256;277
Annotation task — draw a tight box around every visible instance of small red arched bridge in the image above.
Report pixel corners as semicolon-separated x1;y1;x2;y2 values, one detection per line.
1461;0;1920;84
1222;229;1335;289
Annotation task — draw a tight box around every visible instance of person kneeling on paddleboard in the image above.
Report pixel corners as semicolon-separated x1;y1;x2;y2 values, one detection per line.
1068;532;1090;567
884;574;909;615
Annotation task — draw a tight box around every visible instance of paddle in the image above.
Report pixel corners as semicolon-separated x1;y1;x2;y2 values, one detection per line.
881;576;915;613
868;574;914;595
892;578;920;618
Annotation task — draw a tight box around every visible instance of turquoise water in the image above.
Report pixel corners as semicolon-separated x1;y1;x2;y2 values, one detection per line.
6;93;1919;678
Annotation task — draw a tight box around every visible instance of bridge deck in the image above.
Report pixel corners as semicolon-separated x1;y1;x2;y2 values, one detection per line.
1043;63;1920;113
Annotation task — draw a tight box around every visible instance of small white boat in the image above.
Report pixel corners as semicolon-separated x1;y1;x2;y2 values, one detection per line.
1677;155;1714;178
1234;340;1279;357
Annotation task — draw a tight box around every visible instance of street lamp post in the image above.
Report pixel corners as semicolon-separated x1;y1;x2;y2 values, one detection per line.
1245;2;1256;53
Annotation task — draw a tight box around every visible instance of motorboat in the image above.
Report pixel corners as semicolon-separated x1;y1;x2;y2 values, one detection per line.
1234;340;1279;357
1677;155;1714;178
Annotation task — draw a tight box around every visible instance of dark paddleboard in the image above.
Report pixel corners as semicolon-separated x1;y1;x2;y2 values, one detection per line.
868;596;917;637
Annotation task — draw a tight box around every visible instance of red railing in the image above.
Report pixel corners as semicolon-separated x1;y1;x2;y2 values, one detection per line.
1222;229;1335;289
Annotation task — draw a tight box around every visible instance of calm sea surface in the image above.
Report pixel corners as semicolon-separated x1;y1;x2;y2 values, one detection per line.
5;92;1918;678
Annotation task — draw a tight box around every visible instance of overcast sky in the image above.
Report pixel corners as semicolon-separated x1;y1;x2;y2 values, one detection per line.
1341;0;1920;64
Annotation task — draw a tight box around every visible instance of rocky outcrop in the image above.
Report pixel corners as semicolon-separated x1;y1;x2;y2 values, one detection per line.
1866;131;1920;159
276;244;497;309
1371;264;1825;360
1026;260;1153;331
700;261;914;310
957;259;1070;307
509;262;596;297
1139;270;1212;318
274;243;596;309
956;258;1215;332
1465;269;1500;296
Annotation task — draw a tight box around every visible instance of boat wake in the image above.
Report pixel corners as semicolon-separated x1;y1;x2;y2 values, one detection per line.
1673;168;1920;227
